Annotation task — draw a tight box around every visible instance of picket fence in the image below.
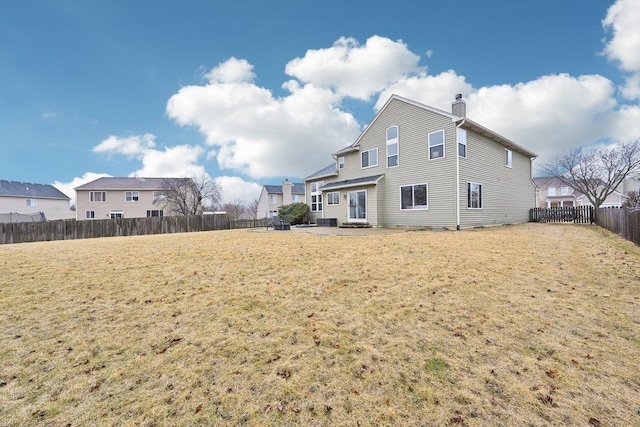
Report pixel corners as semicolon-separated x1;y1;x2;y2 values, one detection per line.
0;214;230;245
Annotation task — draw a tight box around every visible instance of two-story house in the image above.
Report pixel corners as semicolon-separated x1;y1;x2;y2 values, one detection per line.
534;176;626;208
75;177;191;220
256;179;305;219
0;180;73;221
304;94;538;229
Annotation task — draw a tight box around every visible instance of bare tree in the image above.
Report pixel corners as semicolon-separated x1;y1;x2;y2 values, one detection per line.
156;174;222;215
624;190;640;208
247;198;259;219
221;199;246;221
541;139;640;208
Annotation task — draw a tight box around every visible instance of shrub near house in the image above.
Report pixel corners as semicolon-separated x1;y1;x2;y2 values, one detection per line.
278;202;310;224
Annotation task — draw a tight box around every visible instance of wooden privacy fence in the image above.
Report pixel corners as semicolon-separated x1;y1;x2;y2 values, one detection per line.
0;214;231;244
530;206;594;224
230;218;271;229
595;207;640;247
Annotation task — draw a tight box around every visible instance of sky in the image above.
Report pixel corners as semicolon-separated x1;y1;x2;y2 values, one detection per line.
2;0;640;206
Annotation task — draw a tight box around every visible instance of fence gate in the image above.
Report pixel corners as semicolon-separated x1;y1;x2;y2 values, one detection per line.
530;206;594;224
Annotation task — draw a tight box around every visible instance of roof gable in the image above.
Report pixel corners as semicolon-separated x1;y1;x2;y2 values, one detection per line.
0;180;70;200
334;94;537;159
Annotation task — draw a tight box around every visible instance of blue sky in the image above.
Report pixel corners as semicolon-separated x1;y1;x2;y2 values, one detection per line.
2;0;640;204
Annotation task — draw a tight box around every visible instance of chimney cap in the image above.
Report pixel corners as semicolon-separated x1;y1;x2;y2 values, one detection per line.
455;93;463;101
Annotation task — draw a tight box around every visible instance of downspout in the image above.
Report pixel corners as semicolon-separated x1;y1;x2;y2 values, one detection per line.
455;119;466;230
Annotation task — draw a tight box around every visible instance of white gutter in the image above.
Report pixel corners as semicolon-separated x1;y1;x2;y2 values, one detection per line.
455;119;466;230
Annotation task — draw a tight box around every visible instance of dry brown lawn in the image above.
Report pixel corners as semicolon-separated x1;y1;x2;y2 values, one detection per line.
1;223;639;426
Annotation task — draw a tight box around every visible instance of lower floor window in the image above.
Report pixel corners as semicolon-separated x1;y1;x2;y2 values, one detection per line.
400;184;428;210
85;210;95;219
147;209;163;217
326;191;340;205
468;182;483;209
311;194;322;211
110;210;124;219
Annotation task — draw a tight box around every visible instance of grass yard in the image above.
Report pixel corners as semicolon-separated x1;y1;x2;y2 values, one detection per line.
1;223;639;426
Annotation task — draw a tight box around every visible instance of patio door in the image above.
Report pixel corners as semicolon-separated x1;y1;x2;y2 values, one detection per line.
348;190;367;222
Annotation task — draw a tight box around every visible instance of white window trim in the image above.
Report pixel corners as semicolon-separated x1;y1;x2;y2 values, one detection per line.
458;128;467;158
505;149;513;168
467;182;483;209
125;191;140;202
428;129;445;160
310;181;324;212
386;126;399;168
146;209;164;217
338;156;345;170
361;148;378;169
326;191;340;206
400;183;428;210
25;198;37;207
269;194;278;204
90;191;106;202
110;209;124;219
85;210;95;219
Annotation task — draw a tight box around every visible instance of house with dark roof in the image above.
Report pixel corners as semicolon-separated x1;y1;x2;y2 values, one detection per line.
304;94;538;229
75;177;192;220
256;179;305;219
0;180;72;222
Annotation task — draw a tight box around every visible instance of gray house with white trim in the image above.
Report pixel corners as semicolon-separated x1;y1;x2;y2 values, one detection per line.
0;180;73;221
304;94;537;229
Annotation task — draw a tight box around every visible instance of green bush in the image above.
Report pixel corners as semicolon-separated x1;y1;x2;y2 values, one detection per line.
278;202;310;225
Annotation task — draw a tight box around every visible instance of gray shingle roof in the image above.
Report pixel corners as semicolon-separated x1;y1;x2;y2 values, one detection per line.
320;174;384;191
0;180;70;200
263;182;305;195
304;164;338;180
74;177;190;190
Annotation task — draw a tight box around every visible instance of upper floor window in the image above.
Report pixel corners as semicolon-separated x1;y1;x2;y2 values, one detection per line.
429;130;445;160
386;126;399;168
126;191;139;202
90;191;106;202
25;198;37;207
467;182;483;209
505;149;513;168
458;128;467;158
269;194;277;204
361;148;378;169
326;191;340;205
338;156;345;170
292;195;300;202
400;184;428;210
561;186;571;195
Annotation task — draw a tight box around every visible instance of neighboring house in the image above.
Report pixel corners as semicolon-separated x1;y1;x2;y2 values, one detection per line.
75;177;190;220
304;94;538;229
533;177;626;208
256;179;305;219
0;180;73;221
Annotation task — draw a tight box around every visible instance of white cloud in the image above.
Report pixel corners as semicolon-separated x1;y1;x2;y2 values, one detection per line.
285;36;423;101
216;175;262;205
166;59;361;179
53;172;112;206
602;0;640;100
93;133;156;159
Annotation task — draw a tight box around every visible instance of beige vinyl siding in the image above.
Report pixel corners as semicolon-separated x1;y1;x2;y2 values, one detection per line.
366;99;458;228
76;189;163;220
458;129;535;228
